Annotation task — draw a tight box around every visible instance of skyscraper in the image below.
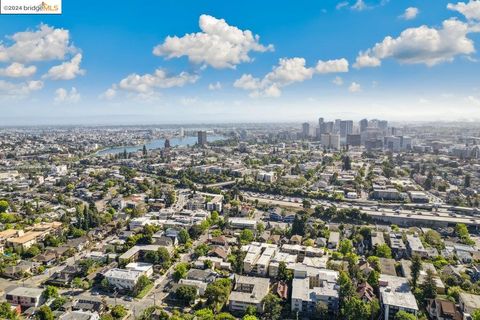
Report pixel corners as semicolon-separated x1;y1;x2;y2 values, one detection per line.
340;120;353;138
334;119;341;133
359;119;368;133
198;131;207;146
318;118;325;134
302;122;310;138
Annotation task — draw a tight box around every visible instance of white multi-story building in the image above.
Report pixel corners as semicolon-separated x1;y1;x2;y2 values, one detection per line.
229;217;257;230
228;275;270;313
242;242;278;276
6;287;45;308
291;266;339;314
104;268;143;291
379;275;418;320
125;262;153;277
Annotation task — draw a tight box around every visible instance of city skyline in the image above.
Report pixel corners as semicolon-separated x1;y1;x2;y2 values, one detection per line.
1;0;480;124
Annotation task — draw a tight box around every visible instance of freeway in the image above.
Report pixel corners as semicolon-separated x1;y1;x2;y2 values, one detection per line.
244;193;480;227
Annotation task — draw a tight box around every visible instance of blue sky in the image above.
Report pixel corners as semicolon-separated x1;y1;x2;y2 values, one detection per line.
1;0;480;124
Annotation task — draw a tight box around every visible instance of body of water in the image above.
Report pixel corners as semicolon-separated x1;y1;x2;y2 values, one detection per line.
96;135;224;156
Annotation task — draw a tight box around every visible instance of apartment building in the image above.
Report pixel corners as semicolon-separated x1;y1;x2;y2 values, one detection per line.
6;286;45;308
228;275;270;313
291;265;339;314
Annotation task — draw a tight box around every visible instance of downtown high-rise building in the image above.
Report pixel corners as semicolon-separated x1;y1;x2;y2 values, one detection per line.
302;122;310;138
340;120;353;138
359;119;368;132
197;131;207;146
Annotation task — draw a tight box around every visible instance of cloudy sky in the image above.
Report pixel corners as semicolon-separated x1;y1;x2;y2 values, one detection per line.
1;0;480;125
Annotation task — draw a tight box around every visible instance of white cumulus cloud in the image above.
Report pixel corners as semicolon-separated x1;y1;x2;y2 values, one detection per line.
315;58;349;73
349;82;362;93
353;19;476;68
54;87;80;103
0;80;43;99
44;53;85;80
0;24;75;63
234;57;313;97
235;57;349;97
448;1;480;21
103;69;199;100
208;82;222;90
0;62;36;78
401;7;419;20
332;76;344;86
153;14;273;69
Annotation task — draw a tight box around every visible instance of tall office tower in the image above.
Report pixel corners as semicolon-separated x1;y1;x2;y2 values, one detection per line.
164;138;171;149
324;121;334;133
340;120;353;138
369;119;379;128
334;119;342;133
302;122;310;138
359;118;368;132
197;131;207;146
378;120;388;131
318;117;325;134
179;127;184;137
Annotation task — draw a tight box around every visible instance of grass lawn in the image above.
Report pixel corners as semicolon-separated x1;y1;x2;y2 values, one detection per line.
135;282;154;299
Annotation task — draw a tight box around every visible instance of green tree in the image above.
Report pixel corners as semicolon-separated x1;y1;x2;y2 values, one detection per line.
471;309;480;320
424;230;444;250
239;229;254;244
374;243;392;258
205;278;232;312
157;247;171;268
195;308;215;320
341;296;371;320
302;199;311;209
277;261;293;281
173;262;189;281
24;245;41;258
110;305;128;319
216;312;237;320
0;302;18;320
421;269;437;299
262;293;282;320
339;239;353;255
411;254;422;289
134;275;152;296
176;285;197;305
178;228;190;244
338;271;354;304
455;223;474;245
36;306;54;320
0;200;9;213
42;286;59;300
394;310;416;320
50;297;67;311
367;270;380;288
